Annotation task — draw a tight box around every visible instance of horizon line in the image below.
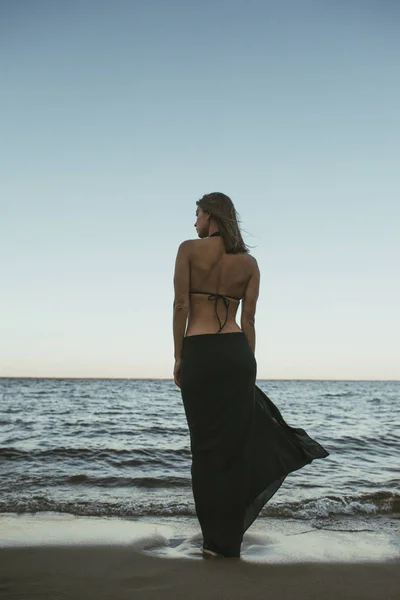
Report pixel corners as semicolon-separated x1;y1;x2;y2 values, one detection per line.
0;376;398;382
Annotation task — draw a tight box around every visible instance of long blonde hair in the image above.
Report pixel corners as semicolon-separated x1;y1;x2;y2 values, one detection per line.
196;192;250;254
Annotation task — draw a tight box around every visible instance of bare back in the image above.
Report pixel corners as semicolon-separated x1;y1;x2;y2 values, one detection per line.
185;236;260;336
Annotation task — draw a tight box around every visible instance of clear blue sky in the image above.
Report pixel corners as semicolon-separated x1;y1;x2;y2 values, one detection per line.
1;0;399;379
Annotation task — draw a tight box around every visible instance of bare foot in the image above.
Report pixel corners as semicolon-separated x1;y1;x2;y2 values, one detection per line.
201;546;223;558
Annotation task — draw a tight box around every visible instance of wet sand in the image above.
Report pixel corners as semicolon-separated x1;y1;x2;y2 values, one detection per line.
0;513;399;599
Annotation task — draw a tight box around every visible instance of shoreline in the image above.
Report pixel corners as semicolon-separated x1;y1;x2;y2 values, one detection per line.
1;545;399;600
1;512;399;562
0;513;399;599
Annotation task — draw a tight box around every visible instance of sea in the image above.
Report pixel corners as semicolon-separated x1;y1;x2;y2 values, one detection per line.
1;378;399;536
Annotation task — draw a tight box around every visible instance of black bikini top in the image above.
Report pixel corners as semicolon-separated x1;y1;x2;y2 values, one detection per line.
190;231;241;333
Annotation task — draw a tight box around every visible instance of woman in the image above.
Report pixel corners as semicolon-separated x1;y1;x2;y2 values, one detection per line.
173;192;329;559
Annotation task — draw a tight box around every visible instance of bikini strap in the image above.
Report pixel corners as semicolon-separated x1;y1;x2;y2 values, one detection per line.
206;293;230;333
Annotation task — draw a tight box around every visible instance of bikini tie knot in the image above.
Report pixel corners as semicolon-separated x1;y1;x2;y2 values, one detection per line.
207;294;230;333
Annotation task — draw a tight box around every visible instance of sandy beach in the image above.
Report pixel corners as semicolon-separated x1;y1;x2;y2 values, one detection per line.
1;513;399;599
1;544;399;600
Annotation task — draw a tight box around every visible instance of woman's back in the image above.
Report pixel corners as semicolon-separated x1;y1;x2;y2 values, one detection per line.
185;235;260;338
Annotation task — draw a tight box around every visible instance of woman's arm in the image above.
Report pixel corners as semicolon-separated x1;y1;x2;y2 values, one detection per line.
173;240;191;359
240;257;260;354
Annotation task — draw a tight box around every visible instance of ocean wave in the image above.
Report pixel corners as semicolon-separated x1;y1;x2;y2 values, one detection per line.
321;392;355;398
0;491;398;519
0;445;191;464
64;474;191;488
263;490;399;518
2;472;192;489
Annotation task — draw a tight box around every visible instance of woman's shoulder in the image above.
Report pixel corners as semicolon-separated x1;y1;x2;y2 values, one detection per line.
180;238;257;266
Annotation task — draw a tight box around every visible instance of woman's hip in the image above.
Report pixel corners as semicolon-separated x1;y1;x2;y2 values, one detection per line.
180;332;256;384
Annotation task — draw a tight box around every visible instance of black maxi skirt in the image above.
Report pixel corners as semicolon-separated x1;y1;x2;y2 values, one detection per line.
179;332;330;557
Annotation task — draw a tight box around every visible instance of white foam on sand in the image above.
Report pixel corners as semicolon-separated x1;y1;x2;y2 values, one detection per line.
0;512;398;564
